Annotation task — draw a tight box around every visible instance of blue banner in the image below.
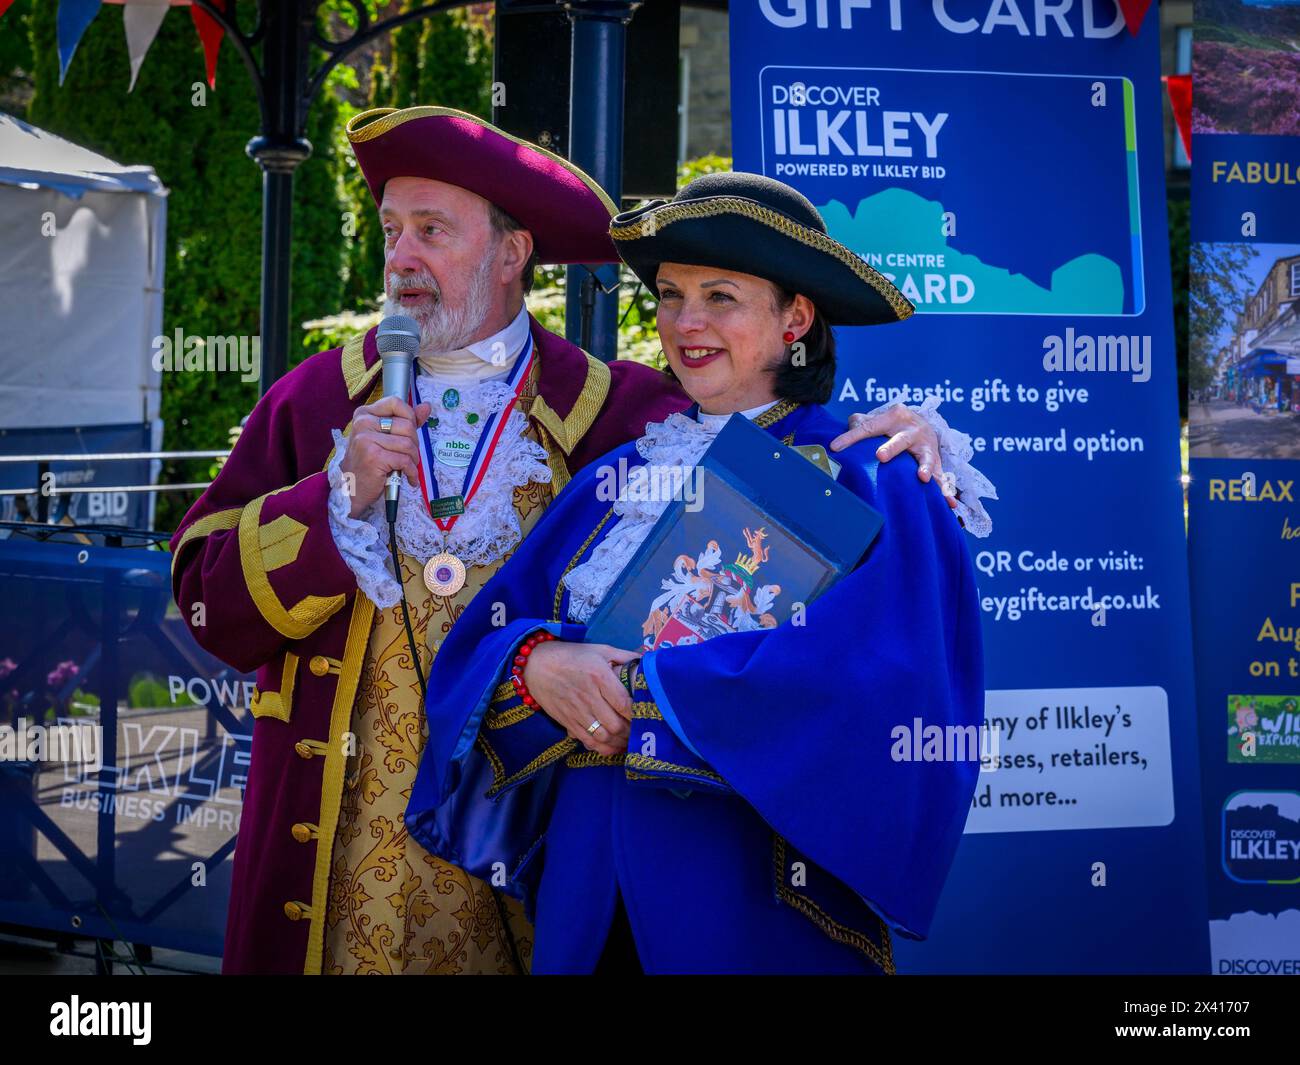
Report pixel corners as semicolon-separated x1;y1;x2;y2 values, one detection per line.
1188;0;1300;977
0;423;155;530
731;1;1208;972
0;538;252;957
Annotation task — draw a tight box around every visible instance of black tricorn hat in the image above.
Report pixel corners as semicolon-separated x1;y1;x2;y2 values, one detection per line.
610;171;914;326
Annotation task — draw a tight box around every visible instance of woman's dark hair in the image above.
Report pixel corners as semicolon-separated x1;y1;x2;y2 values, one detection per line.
771;285;836;405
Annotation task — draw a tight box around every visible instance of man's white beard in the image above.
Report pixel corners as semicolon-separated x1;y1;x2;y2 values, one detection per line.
383;257;496;354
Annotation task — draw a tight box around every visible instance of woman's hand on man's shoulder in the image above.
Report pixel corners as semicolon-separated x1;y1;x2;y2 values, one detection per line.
829;404;959;512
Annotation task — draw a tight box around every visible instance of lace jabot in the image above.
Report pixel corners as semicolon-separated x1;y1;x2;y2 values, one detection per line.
327;374;550;608
562;410;730;624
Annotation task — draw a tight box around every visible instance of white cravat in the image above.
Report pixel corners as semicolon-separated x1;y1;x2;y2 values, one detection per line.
696;399;781;432
417;303;531;386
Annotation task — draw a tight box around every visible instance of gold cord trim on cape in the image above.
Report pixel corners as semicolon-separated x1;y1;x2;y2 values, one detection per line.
345;105;617;215
624;753;728;788
610;197;914;321
754;398;800;429
485;737;578;799
484;704;536;730
771;835;895;974
553;505;617;622
630;701;663;721
565;751;626;769
475;734;508;792
491;679;522;705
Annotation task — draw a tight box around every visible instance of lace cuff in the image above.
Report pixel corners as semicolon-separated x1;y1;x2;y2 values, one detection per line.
325;429;403;608
865;397;998;538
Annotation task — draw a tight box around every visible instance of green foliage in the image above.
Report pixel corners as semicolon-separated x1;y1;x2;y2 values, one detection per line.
615;155;736;366
0;0;34;111
338;5;494;313
128;673;195;709
23;3;347;530
311;153;741;368
1189;240;1259;393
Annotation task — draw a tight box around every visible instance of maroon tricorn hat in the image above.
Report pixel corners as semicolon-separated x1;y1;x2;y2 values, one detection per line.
345;105;618;265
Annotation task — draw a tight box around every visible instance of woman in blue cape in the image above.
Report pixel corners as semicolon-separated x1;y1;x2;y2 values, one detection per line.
406;173;986;974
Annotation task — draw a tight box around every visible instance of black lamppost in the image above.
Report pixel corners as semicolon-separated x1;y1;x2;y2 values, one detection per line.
562;0;641;359
189;0;655;389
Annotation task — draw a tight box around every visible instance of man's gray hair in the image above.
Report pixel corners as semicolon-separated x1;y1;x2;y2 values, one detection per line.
486;202;541;294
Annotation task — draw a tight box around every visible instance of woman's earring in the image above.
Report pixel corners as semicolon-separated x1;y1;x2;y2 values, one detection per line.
783;331;796;344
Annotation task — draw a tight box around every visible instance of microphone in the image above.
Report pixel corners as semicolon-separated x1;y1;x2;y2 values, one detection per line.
376;314;421;523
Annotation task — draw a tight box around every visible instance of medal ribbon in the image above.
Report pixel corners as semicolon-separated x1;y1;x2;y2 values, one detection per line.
412;331;536;532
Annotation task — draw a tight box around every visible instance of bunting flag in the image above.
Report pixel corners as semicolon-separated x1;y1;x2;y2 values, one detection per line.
123;0;170;92
190;0;226;89
1117;0;1154;37
57;0;104;85
1164;74;1192;161
0;1;17;22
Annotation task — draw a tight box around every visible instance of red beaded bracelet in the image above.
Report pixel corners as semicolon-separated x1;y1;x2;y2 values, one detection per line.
510;630;557;708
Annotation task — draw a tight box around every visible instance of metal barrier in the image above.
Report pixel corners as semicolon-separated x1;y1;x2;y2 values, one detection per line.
0;528;252;958
0;448;228;522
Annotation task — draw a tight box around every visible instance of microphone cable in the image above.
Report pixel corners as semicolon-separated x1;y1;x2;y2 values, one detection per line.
387;506;427;701
387;486;523;973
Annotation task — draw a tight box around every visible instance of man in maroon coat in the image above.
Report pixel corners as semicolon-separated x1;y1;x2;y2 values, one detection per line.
170;106;977;975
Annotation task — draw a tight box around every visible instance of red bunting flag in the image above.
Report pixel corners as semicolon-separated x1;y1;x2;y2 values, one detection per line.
1117;0;1154;36
0;1;16;20
190;0;226;89
1164;74;1192;161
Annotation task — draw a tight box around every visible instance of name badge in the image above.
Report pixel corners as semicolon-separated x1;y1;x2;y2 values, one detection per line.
434;438;473;467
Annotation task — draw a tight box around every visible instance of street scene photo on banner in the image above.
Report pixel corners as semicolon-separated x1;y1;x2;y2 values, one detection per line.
1190;243;1300;459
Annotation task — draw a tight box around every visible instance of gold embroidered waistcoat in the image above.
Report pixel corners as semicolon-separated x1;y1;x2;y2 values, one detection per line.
322;378;552;976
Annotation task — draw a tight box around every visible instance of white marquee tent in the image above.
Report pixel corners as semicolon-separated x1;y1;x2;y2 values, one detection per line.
0;111;167;431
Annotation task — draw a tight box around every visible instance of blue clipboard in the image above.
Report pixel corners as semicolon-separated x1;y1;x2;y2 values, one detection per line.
585;413;883;652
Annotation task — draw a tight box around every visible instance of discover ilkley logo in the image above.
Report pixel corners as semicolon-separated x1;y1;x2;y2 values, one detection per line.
50;997;151;1045
0;717;102;773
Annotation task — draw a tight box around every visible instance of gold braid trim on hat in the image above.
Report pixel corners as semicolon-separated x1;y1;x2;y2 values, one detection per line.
345;105;616;215
610;197;914;321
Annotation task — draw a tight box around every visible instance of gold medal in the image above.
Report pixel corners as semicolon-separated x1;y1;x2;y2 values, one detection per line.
423;552;467;597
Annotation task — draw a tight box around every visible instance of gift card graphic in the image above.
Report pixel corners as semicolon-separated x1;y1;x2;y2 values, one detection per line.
758;66;1143;315
1222;791;1300;884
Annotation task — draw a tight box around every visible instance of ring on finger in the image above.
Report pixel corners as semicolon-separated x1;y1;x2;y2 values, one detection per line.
378;416;394;434
586;720;603;735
